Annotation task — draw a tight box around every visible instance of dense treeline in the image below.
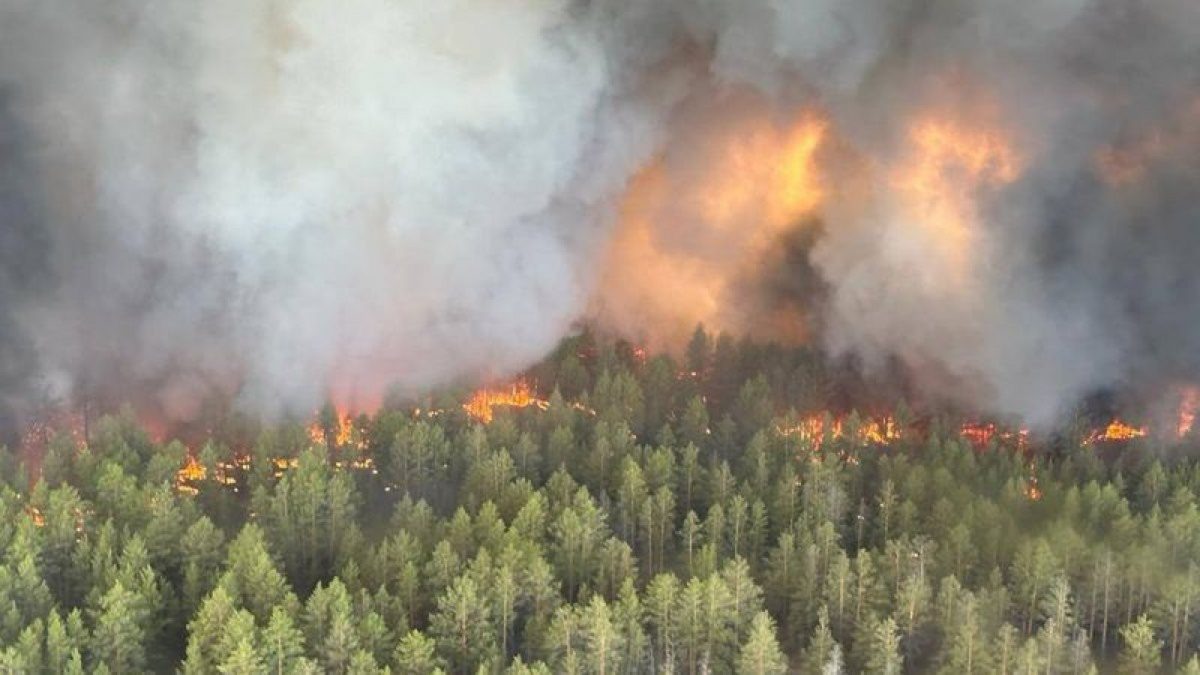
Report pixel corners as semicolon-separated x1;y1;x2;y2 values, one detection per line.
1;328;1199;673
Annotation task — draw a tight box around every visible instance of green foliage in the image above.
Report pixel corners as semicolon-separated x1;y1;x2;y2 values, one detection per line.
1;335;1198;671
1119;614;1162;674
737;611;787;675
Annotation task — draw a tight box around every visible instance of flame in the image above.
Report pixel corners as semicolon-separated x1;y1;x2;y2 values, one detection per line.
1085;420;1148;444
891;116;1022;282
861;417;903;445
1178;387;1199;439
776;413;903;449
463;380;547;424
595;109;827;347
960;422;1030;451
779;412;1039;454
335;412;354;447
177;455;207;483
307;407;356;448
776;409;1046;454
175;456;207;496
701;115;827;227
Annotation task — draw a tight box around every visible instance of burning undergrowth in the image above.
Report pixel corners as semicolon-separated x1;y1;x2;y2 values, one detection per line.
16;333;1200;499
0;1;1198;438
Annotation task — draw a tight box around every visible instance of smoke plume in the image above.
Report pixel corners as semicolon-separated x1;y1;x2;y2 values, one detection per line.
0;0;1198;427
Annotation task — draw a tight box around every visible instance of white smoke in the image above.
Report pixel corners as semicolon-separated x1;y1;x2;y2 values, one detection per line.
0;0;646;418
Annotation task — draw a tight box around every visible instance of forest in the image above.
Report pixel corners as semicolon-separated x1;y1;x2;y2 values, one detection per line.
0;328;1198;673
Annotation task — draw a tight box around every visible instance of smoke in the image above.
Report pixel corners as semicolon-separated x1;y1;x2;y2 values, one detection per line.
0;1;1197;427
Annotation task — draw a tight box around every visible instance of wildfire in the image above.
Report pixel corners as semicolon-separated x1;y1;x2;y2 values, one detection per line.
594;107;827;347
1178;387;1199;439
891;115;1023;283
960;422;1030;452
178;455;207;482
1085;420;1148;444
20;409;87;451
779;412;1043;455
776;413;903;449
308;407;357;448
463;380;547;424
175;456;207;496
861;418;904;445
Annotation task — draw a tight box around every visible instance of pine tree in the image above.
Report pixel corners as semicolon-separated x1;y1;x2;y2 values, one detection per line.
581;595;624;675
737;611;788;675
1118;615;1162;675
45;610;83;674
861;616;902;675
551;488;607;601
544;604;584;675
220;523;300;623
938;592;985;675
89;580;148;673
614;577;649;672
303;579;360;673
394;629;444;674
429;574;495;673
799;607;839;675
184;585;238;673
645;573;680;672
261;607;306;675
218;635;264;675
722;557;765;642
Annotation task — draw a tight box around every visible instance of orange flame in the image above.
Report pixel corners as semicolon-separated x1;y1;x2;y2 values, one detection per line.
177;455;207;482
776;413;903;449
960;422;1030;451
891;116;1022;282
307;407;356;448
1178;387;1199;439
595;109;827;347
464;380;547;424
1085;420;1148;444
175;456;207;495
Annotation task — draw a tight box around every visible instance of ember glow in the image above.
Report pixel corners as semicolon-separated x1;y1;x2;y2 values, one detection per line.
19;409;86;456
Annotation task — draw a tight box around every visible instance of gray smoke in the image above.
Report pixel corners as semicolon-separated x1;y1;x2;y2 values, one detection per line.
0;0;1197;427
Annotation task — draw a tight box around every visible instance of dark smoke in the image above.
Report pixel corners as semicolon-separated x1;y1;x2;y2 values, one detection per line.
0;88;52;437
0;1;1197;429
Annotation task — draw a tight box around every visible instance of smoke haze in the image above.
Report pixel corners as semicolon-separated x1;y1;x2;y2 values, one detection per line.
0;0;1198;427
